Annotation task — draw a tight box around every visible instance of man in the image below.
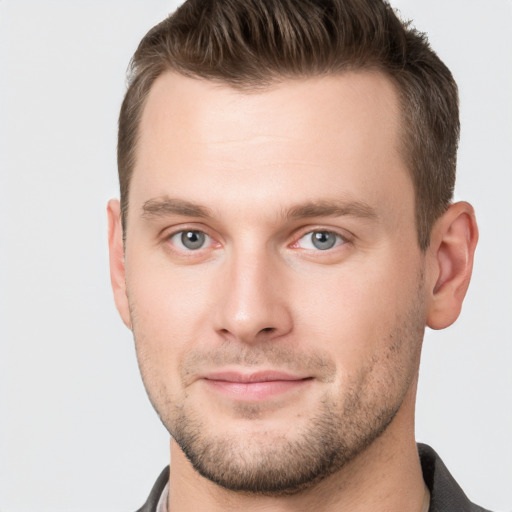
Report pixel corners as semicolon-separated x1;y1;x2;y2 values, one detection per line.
107;0;485;510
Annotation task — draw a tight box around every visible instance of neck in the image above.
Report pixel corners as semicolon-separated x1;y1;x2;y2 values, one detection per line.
167;384;426;512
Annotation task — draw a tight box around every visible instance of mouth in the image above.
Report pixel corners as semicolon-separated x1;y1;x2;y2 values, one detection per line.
201;370;313;401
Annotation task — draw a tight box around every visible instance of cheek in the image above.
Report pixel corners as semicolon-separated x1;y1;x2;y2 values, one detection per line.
291;256;422;370
126;257;217;373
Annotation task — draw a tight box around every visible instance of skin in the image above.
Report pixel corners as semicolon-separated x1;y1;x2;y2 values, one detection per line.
108;71;478;512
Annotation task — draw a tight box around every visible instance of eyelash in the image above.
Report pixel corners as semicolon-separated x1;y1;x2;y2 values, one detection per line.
167;229;217;252
292;230;348;251
164;227;350;254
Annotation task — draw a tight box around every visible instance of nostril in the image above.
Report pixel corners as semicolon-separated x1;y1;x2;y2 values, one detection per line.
260;327;275;333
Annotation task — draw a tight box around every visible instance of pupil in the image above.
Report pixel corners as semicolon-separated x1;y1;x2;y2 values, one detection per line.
312;231;336;250
181;231;205;250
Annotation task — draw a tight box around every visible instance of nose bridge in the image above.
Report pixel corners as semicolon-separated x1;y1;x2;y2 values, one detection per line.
215;241;291;343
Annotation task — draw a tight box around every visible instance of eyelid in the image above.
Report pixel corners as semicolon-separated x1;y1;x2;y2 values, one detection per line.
160;223;352;254
290;226;352;249
163;223;215;240
162;224;222;252
170;230;210;250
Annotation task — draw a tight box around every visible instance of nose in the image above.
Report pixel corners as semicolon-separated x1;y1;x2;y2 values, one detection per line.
214;248;293;344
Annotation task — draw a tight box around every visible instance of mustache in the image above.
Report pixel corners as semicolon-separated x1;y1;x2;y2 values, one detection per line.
179;342;337;384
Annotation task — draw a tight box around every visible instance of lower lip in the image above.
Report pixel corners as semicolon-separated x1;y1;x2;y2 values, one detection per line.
204;378;312;401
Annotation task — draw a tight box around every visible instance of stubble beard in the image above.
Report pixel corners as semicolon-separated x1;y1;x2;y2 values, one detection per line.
169;378;404;496
131;286;425;496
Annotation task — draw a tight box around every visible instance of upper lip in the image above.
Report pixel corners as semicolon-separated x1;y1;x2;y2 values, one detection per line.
203;370;310;383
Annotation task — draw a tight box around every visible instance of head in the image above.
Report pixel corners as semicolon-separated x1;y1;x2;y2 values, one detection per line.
109;0;477;497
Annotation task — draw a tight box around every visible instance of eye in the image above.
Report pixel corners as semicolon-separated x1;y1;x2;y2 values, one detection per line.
296;230;345;250
169;230;210;251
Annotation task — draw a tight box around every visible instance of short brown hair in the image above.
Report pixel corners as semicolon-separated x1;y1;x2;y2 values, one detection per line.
118;0;459;250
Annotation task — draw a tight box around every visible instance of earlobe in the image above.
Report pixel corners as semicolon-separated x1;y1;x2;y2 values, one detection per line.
107;199;132;330
426;202;478;330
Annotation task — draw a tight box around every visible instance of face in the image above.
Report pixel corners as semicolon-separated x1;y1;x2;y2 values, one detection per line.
116;71;429;494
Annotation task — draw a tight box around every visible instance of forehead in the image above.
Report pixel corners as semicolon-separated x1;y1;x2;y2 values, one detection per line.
137;70;402;159
130;71;412;226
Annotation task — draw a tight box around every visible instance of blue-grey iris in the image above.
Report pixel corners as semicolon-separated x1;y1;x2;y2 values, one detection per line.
181;231;206;250
312;231;337;250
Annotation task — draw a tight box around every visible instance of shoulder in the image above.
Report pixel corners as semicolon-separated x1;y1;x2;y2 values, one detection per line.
134;466;169;512
418;444;492;512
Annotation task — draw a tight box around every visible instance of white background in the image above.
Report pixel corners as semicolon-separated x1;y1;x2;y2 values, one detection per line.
0;1;511;511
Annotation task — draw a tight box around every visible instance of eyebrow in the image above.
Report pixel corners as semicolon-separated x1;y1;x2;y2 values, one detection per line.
141;196;378;222
286;200;378;221
142;197;212;219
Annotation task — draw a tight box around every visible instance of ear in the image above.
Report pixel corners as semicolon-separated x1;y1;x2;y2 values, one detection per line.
426;201;478;330
107;199;132;329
